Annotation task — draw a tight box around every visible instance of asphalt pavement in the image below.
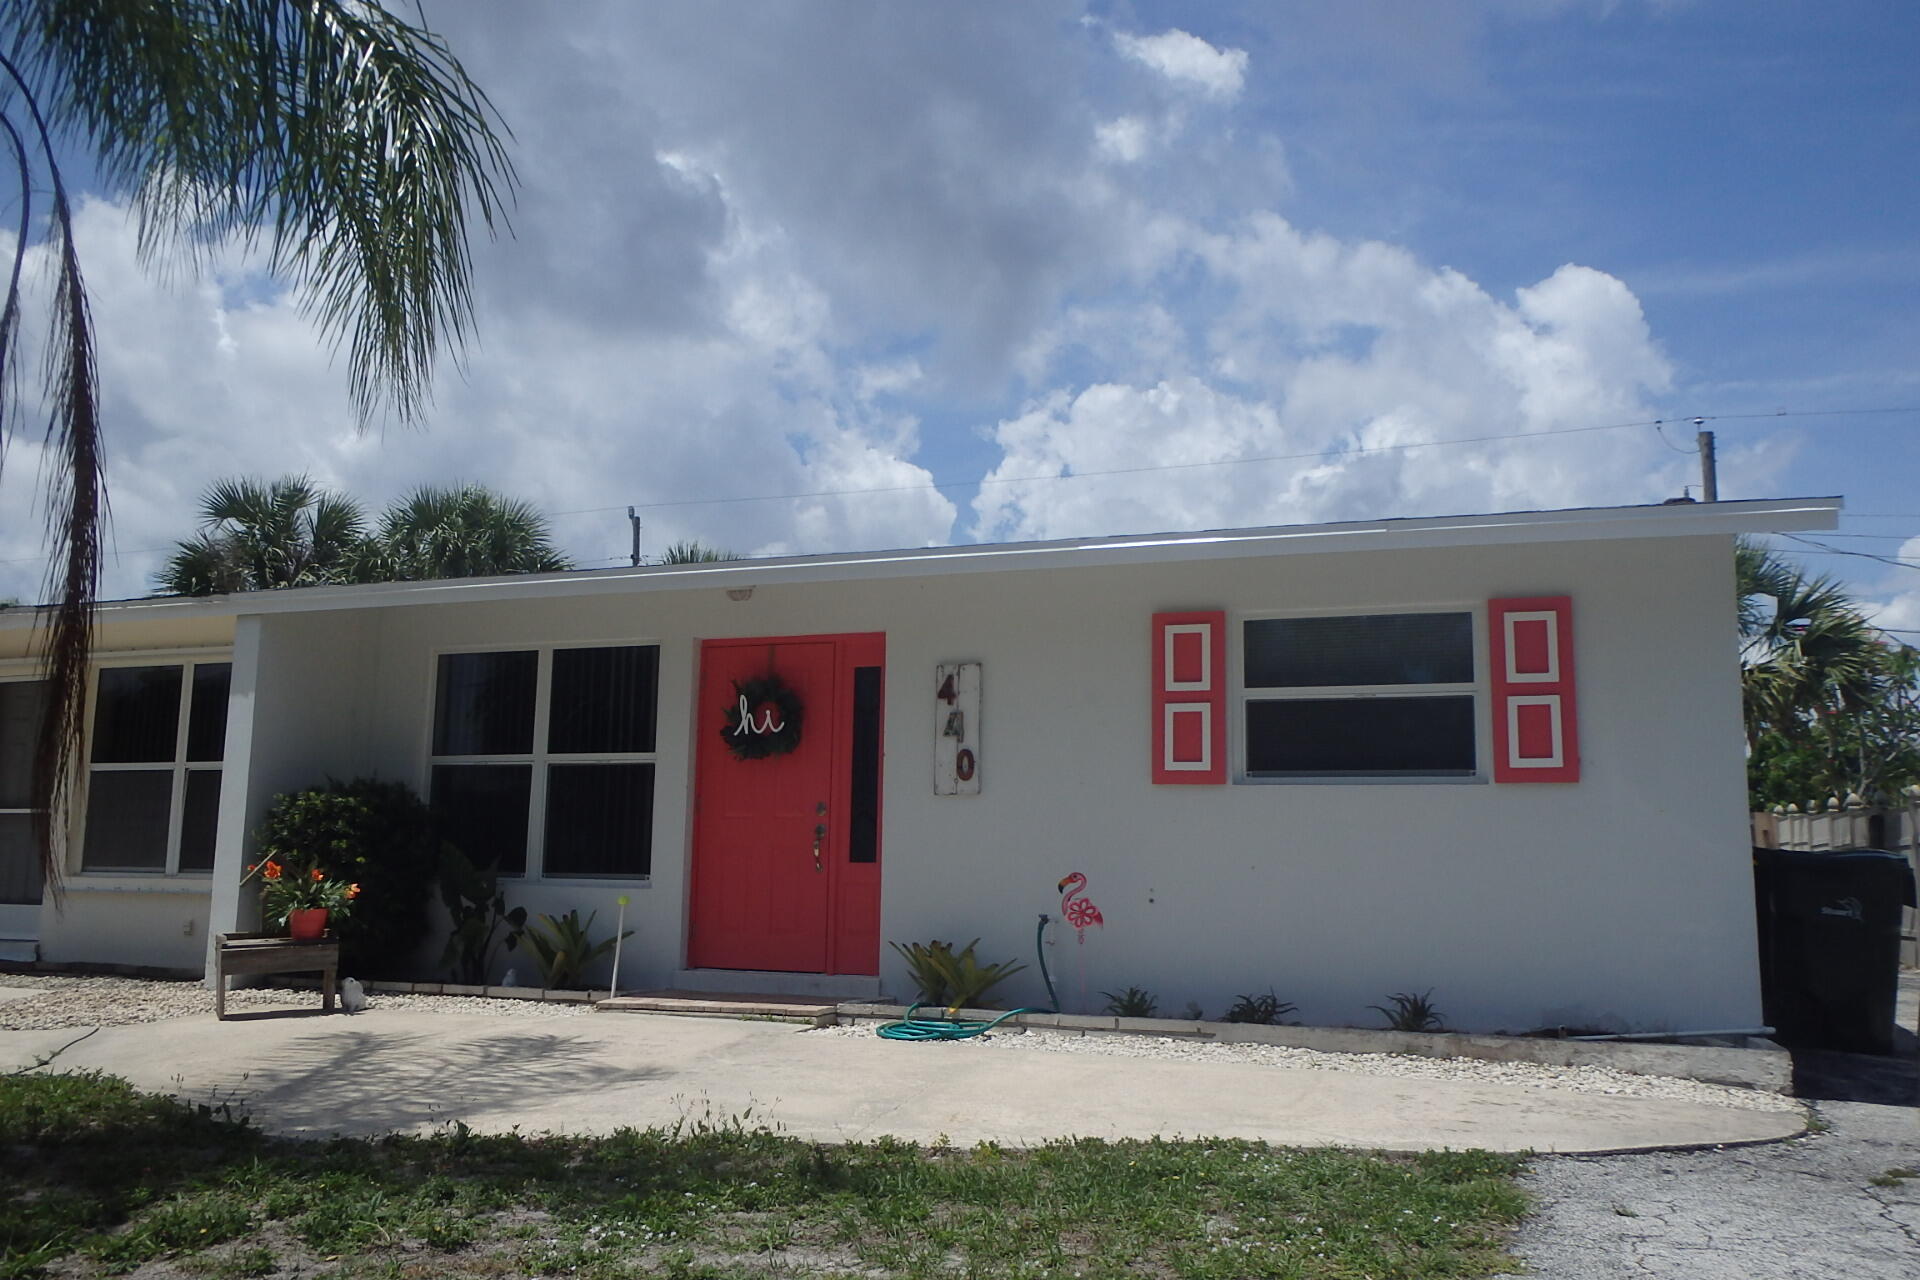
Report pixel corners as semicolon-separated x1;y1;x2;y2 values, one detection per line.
1500;971;1920;1279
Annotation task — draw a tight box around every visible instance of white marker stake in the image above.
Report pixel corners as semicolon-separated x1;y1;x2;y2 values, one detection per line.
609;894;630;1001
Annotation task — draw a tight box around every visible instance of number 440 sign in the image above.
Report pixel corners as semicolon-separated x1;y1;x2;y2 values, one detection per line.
934;662;982;796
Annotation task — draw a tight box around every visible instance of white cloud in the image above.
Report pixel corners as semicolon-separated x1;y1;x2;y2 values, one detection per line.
0;3;1750;608
1112;28;1250;100
973;214;1695;542
1861;536;1920;637
1095;115;1151;163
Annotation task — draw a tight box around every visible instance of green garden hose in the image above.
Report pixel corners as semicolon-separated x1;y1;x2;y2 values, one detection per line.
874;1002;1034;1040
875;915;1059;1042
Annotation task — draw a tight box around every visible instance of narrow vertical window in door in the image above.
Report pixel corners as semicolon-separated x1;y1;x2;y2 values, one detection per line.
848;667;881;865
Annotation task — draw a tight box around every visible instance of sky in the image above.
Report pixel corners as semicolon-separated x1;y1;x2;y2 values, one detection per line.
1;0;1916;630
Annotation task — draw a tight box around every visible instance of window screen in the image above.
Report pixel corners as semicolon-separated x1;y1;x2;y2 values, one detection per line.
0;814;41;905
1244;614;1473;688
81;770;174;869
186;664;232;762
91;666;183;763
431;764;532;875
1245;696;1477;777
0;680;50;810
433;651;537;755
177;771;223;871
543;763;654;877
548;646;658;754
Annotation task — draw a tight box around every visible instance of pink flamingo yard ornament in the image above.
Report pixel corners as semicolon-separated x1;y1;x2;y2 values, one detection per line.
1057;872;1104;944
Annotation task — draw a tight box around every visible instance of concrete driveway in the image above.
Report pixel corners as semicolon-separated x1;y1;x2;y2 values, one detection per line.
0;1002;1803;1154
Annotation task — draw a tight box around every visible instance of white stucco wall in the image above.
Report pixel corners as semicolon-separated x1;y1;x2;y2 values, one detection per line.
205;610;384;957
291;531;1759;1033
15;530;1759;1031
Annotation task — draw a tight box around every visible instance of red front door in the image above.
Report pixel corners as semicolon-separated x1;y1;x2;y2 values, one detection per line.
689;633;883;974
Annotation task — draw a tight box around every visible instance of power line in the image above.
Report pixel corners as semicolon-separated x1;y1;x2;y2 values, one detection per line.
556;404;1920;518
1777;534;1920;570
3;403;1914;570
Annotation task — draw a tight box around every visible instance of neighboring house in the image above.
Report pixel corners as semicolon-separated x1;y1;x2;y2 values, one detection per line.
0;497;1842;1032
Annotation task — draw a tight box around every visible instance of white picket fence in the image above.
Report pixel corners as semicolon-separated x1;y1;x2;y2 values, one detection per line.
1752;796;1920;968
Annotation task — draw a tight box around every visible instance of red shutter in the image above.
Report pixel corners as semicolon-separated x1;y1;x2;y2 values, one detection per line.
1153;610;1226;785
1489;596;1579;783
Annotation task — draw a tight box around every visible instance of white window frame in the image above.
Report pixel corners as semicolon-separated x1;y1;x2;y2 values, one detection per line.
424;640;661;882
1232;605;1489;784
76;650;232;876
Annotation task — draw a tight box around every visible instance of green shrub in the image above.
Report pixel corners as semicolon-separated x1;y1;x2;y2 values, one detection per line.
1221;989;1297;1025
889;938;1025;1014
437;844;527;985
1101;986;1159;1017
1369;989;1446;1032
254;779;438;977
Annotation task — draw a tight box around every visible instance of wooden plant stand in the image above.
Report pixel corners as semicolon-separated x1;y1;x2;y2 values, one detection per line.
213;932;339;1020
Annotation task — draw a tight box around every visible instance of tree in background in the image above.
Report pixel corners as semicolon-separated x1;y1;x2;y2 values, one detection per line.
154;476;571;593
659;540;743;563
156;476;367;595
350;483;571;581
2;1;514;894
1738;538;1920;808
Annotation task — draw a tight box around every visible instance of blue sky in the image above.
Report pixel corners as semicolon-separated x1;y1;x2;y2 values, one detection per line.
1;0;1915;626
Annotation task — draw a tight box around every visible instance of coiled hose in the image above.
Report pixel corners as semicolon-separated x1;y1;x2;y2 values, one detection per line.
875;914;1058;1041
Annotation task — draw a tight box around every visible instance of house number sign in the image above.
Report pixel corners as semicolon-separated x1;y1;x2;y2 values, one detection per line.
933;662;982;795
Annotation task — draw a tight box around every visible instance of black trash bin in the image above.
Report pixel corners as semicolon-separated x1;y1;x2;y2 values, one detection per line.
1753;846;1918;1055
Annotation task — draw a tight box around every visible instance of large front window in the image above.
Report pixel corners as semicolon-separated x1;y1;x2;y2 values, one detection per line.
1240;613;1477;779
429;645;660;878
81;661;231;872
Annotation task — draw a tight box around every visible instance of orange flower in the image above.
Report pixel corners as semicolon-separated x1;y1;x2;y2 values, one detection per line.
311;867;326;882
346;884;362;900
261;860;283;881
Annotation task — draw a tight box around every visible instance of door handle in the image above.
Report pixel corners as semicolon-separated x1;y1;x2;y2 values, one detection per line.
812;823;826;872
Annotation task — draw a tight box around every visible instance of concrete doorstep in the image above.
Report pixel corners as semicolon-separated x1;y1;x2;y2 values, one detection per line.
834;1003;1794;1094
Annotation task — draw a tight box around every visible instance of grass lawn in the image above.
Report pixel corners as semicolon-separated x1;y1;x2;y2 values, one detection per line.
2;1071;1527;1279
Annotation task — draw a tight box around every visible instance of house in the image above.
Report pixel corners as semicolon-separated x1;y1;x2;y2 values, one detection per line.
0;496;1842;1032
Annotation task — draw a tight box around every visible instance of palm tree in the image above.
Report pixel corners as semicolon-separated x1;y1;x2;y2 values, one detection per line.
659;540;743;564
1;2;513;892
1736;538;1887;742
156;476;367;595
352;484;570;581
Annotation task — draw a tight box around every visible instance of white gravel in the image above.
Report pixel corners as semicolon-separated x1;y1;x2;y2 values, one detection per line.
0;972;588;1030
810;1022;1805;1115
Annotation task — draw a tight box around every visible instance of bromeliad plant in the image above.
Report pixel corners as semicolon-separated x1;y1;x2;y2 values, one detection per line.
525;909;631;991
242;855;360;931
890;938;1026;1016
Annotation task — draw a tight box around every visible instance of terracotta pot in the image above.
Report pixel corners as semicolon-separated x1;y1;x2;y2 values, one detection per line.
287;908;329;941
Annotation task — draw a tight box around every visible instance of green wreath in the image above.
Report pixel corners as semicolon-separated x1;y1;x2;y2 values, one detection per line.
722;674;805;760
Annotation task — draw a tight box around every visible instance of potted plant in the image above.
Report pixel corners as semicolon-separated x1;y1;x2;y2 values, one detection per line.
244;856;361;939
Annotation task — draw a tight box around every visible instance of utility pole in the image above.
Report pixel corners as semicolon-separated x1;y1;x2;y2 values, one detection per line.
1694;421;1718;502
628;506;642;566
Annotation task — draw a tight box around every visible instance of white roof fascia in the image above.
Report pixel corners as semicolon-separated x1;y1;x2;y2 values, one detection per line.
0;496;1842;627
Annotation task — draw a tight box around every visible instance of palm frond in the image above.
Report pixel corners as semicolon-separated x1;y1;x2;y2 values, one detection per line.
20;0;515;426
